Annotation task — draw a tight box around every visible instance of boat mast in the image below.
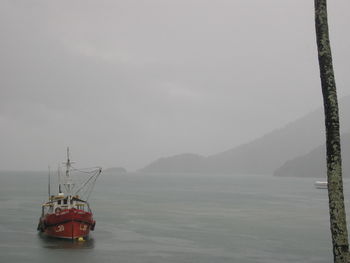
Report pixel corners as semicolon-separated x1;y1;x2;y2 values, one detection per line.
66;147;71;178
63;147;74;194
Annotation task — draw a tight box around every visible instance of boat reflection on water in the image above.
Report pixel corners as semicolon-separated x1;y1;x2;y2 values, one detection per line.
38;232;95;249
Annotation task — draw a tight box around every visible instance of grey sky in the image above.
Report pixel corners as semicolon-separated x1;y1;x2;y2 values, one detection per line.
1;0;349;171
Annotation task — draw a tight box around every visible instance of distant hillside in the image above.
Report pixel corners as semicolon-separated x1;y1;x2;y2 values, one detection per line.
274;133;350;178
141;96;350;174
142;153;205;173
104;167;127;173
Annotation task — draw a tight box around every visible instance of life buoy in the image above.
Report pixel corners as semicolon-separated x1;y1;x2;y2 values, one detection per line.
55;207;62;214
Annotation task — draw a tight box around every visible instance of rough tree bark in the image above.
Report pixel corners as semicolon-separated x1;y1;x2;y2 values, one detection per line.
314;0;349;262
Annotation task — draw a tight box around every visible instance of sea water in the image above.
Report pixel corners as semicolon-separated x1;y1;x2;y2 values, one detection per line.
0;171;346;263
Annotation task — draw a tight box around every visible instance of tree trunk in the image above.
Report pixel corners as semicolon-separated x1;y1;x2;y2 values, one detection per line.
314;0;349;262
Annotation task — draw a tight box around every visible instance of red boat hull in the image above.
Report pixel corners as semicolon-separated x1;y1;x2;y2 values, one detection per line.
38;208;95;239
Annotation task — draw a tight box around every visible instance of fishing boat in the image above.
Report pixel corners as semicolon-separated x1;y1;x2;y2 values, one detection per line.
37;148;102;239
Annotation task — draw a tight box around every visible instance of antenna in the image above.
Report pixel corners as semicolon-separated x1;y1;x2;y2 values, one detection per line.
48;166;51;199
58;164;62;193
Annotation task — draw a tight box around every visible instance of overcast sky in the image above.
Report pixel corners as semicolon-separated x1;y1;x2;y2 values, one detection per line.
1;0;349;171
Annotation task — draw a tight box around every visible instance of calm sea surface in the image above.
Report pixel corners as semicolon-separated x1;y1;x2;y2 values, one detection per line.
0;171;348;263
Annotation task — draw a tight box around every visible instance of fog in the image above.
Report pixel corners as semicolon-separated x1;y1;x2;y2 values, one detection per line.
1;0;349;171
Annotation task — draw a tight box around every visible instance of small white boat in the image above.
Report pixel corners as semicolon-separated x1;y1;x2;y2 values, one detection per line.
314;181;328;189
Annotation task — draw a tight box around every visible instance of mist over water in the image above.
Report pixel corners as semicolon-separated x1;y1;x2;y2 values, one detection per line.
1;171;345;262
1;1;349;171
